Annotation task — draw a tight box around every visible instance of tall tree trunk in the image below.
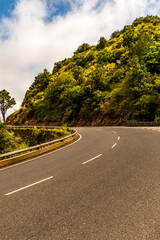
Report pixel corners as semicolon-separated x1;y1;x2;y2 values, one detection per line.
2;112;5;122
1;104;6;122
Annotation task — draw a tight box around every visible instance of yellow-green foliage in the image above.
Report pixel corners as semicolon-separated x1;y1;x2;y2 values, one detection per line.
14;126;71;143
8;16;160;124
0;124;71;154
0;124;28;154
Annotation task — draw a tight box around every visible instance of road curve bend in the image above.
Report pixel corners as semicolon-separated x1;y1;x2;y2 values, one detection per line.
0;127;160;240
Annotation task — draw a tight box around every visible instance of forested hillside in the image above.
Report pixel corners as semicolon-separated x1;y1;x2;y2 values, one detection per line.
8;16;160;126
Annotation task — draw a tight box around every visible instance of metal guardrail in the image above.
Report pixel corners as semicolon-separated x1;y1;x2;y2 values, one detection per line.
6;125;66;129
126;120;160;127
0;128;77;160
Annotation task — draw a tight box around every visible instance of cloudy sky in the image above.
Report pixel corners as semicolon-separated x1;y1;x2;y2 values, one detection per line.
0;0;160;117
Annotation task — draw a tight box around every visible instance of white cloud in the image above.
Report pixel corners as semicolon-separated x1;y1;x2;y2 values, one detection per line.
0;0;160;117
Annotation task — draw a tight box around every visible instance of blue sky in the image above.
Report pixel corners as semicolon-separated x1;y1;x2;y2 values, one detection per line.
46;1;72;22
0;0;17;19
0;0;160;118
0;0;72;21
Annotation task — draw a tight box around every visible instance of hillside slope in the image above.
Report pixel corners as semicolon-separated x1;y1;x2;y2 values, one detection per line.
8;16;160;126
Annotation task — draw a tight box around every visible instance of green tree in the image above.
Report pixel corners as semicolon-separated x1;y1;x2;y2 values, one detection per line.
0;89;16;122
134;31;151;59
52;60;67;74
74;43;90;54
96;37;107;50
122;26;135;47
144;43;160;74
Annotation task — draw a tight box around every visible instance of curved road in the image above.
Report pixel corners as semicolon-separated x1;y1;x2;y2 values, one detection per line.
0;127;160;239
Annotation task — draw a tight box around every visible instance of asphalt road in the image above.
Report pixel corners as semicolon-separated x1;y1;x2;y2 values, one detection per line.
0;127;160;240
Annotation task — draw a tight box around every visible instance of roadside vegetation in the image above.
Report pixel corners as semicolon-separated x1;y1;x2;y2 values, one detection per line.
0;123;28;154
0;124;71;155
7;16;160;125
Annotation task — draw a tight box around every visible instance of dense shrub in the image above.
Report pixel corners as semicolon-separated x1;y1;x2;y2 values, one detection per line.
7;16;160;125
0;124;28;154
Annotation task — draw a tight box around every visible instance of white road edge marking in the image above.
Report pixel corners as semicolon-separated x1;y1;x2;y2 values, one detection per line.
5;176;53;196
82;154;102;165
0;134;82;171
112;143;117;148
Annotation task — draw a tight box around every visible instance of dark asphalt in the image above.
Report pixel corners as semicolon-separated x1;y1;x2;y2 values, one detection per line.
0;127;160;239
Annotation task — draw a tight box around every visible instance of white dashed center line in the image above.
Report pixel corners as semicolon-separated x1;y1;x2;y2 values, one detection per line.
5;176;53;196
112;143;117;148
112;131;117;134
82;154;102;165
